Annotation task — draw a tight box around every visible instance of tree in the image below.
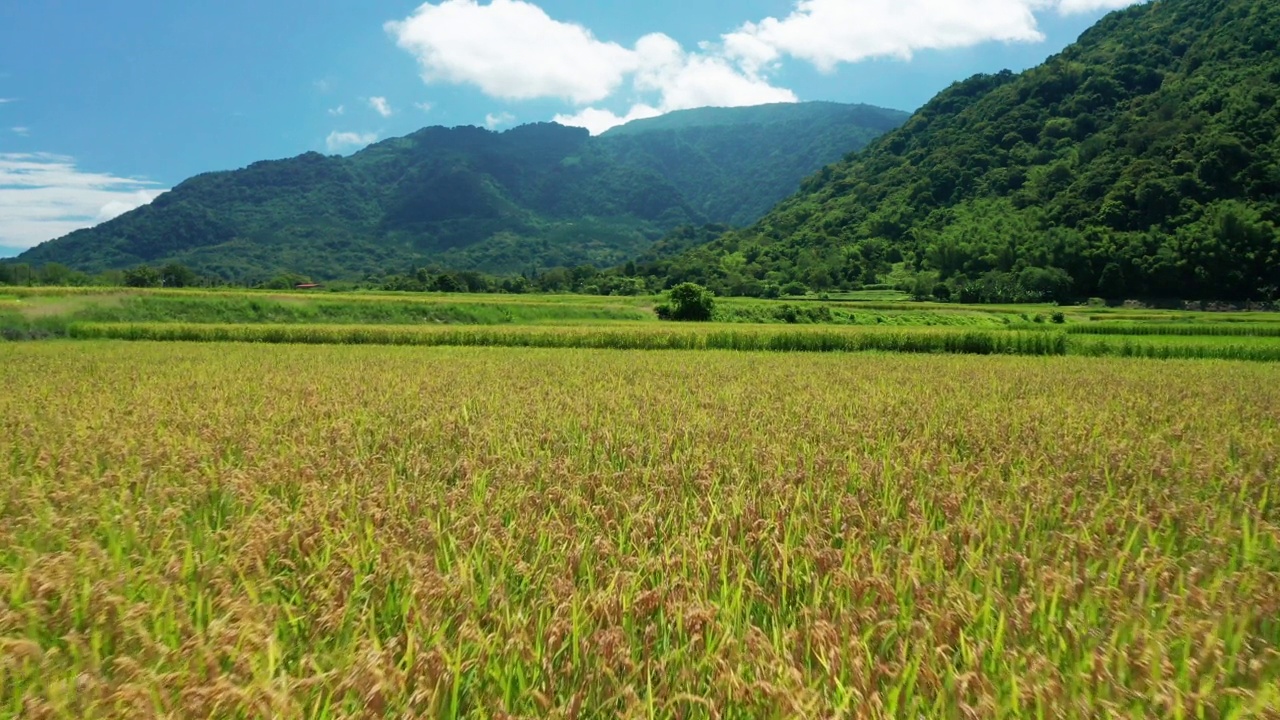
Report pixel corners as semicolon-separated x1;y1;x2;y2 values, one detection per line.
1098;262;1126;299
123;266;162;288
433;273;463;293
159;262;198;288
658;282;715;321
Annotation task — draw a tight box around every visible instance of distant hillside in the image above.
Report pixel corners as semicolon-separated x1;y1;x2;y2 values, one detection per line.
16;102;907;282
597;103;909;226
652;0;1280;302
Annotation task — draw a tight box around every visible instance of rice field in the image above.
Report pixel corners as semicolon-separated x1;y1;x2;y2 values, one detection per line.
1066;324;1280;337
2;341;1279;718
63;322;1072;357
60;320;1280;362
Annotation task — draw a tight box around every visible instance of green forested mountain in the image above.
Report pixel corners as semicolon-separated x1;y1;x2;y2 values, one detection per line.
15;103;906;282
598;103;907;226
653;0;1280;302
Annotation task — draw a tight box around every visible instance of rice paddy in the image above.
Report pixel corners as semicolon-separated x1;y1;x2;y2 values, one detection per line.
2;341;1279;718
3;286;1280;717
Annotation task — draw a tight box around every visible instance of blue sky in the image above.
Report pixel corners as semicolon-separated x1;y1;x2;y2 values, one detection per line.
0;0;1143;256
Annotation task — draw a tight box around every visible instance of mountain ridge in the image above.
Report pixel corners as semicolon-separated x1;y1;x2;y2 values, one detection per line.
15;102;909;282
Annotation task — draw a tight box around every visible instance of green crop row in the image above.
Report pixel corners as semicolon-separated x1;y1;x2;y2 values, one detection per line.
1068;322;1280;337
66;321;1070;356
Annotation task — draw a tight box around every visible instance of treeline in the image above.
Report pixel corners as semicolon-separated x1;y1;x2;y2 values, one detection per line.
376;264;658;296
0;259;671;297
0;261;228;289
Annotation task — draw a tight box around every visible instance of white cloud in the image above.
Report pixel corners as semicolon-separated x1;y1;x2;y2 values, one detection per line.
328;105;346;116
326;131;378;153
389;0;1144;135
1054;0;1147;12
415;101;434;113
11;127;29;136
389;0;796;135
552;33;796;134
723;0;1147;71
369;96;394;117
0;153;166;250
631;34;795;110
0;98;15;104
553;105;661;135
388;0;636;104
484;111;515;129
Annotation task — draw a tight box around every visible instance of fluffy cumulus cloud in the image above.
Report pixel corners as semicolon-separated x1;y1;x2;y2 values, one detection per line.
388;0;794;134
1054;0;1149;13
0;153;166;251
388;0;636;104
325;131;378;153
369;96;393;117
389;0;1145;134
724;0;1147;70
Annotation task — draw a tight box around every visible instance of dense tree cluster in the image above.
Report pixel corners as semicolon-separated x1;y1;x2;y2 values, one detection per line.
648;0;1280;303
0;262;102;287
376;264;658;296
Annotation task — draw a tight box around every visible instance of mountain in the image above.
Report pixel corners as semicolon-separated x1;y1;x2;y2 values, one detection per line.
15;102;908;282
598;102;908;227
653;0;1280;302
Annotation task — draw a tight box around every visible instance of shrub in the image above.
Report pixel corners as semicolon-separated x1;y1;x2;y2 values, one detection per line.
123;266;162;288
1051;311;1066;324
661;283;715;322
781;281;809;297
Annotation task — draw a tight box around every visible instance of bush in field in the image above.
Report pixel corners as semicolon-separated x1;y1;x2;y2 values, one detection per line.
656;283;715;322
782;281;809;297
123;266;162;288
260;273;312;290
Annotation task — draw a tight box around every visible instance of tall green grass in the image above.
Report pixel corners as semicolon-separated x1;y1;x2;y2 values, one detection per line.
0;294;653;339
68;295;652;325
68;322;1070;356
66;321;1280;361
1071;335;1280;362
1068;322;1280;337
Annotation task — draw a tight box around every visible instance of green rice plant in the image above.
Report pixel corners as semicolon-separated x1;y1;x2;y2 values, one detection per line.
67;322;1074;358
1068;323;1280;337
2;344;1278;717
1069;335;1280;362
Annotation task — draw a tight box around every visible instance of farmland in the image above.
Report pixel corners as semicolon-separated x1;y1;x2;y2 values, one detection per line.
4;287;1280;362
2;287;1280;718
2;340;1279;718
